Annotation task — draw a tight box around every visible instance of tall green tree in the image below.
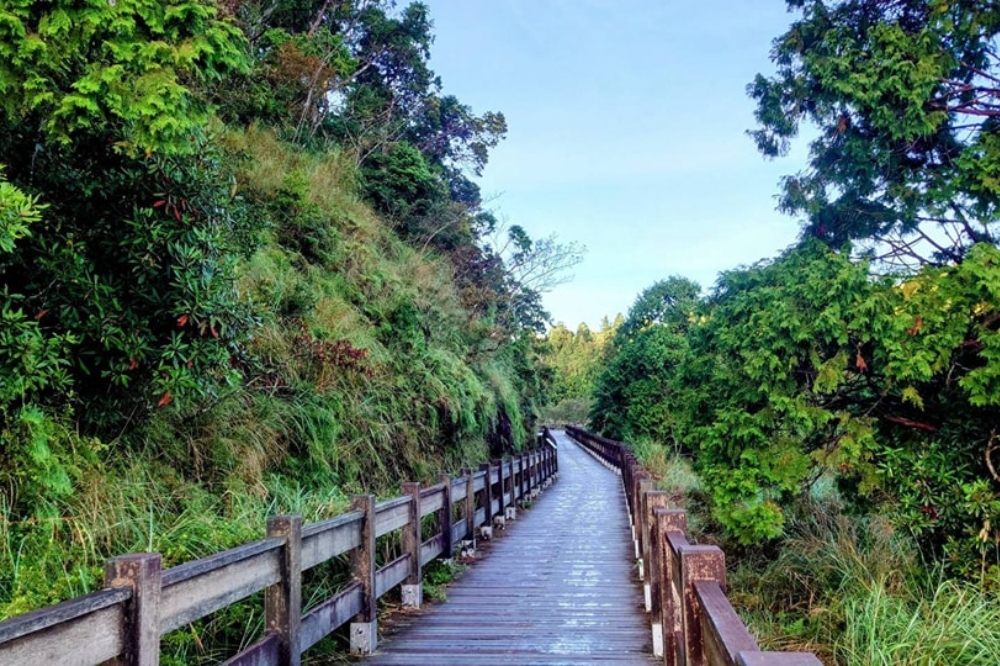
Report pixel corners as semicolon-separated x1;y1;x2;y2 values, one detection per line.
749;0;1000;265
590;277;699;443
595;242;1000;576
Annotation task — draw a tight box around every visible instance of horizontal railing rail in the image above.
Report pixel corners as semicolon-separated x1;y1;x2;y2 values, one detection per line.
0;444;558;666
566;425;819;666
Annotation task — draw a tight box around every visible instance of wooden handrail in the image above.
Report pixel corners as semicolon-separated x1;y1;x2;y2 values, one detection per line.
565;425;821;666
0;442;559;665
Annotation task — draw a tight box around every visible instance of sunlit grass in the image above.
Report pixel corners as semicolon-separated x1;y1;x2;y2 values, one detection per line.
837;580;1000;665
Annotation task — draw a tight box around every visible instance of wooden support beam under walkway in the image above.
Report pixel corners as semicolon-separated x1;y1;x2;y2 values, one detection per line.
364;430;656;665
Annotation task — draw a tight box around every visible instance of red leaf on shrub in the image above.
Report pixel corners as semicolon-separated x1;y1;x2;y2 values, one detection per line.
157;391;172;407
34;308;48;321
855;353;868;372
153;200;166;208
177;314;189;327
906;315;923;336
128;358;138;371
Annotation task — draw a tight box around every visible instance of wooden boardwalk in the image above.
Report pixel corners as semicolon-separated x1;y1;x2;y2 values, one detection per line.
365;430;655;665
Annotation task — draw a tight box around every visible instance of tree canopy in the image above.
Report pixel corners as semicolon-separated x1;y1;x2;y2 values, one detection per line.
590;239;1000;576
749;0;1000;265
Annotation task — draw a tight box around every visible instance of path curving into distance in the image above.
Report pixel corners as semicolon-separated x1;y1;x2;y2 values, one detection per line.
363;430;655;665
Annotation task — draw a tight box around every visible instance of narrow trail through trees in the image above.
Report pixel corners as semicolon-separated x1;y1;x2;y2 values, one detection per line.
365;431;655;665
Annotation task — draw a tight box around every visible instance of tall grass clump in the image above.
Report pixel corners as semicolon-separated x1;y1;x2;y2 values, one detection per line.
837;580;1000;665
727;497;919;660
628;436;701;498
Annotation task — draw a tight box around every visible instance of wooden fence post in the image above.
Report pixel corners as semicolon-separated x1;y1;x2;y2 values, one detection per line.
505;459;517;520
656;508;688;666
105;552;162;666
532;449;540;497
679;545;726;666
438;473;454;559
548;439;556;479
350;494;377;654
462;468;475;541
401;483;422;608
518;453;527;505
265;515;302;666
493;459;506;530
479;462;493;540
641;491;671;657
636;477;654;585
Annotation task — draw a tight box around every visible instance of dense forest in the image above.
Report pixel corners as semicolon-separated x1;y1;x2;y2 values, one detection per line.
7;0;1000;663
0;1;577;657
573;1;1000;662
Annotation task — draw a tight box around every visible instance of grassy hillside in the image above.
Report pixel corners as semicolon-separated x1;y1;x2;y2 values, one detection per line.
0;6;560;650
0;122;543;662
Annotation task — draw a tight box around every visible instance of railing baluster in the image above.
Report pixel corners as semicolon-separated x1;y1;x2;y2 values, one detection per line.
401;483;422;608
349;494;377;655
265;515;302;666
105;552;162;666
438;473;454;559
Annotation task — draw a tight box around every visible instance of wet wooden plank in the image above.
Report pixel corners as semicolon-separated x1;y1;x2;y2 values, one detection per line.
160;540;283;634
365;432;656;665
222;632;279;666
696;580;759;666
0;600;125;666
300;583;364;651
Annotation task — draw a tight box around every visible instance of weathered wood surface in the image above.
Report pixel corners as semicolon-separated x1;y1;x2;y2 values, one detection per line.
365;431;655;665
567;425;821;666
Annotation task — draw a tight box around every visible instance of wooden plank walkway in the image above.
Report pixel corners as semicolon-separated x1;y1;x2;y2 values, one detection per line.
364;430;655;665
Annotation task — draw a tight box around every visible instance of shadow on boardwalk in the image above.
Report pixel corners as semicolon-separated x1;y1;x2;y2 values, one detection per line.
364;430;655;665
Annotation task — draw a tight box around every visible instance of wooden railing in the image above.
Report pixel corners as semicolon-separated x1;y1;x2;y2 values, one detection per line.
0;441;558;666
565;426;820;666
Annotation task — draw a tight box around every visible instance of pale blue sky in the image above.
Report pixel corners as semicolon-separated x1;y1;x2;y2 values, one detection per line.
423;1;810;328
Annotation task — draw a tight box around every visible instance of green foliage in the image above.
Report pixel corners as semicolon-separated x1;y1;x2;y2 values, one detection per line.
592;242;1000;569
0;165;42;253
0;9;553;665
0;0;254;428
0;0;247;155
543;319;617;406
710;489;1000;662
0;408;99;520
1;138;256;428
540;397;593;427
422;558;466;602
749;0;1000;261
837;580;1000;665
590;278;699;444
360;141;450;239
0;168;77;407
